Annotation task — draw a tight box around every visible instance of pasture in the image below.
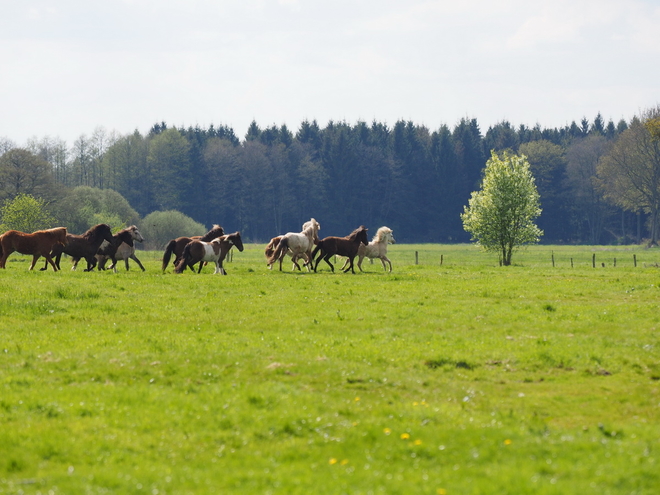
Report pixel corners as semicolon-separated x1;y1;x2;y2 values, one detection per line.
1;243;659;494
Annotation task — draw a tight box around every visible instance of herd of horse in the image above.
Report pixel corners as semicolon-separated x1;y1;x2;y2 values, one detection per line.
0;218;395;275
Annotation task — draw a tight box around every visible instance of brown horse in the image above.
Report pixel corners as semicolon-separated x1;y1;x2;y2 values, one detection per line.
174;232;243;275
95;226;144;272
311;226;368;273
0;227;68;271
40;223;114;271
162;224;224;272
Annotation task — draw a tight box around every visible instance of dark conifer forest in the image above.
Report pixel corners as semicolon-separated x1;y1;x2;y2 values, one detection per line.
3;111;659;244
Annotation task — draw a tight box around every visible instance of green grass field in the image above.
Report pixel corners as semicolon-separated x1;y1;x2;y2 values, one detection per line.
1;244;659;494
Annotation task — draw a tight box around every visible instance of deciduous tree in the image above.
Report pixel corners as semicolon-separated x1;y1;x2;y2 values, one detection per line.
597;106;660;245
461;151;542;265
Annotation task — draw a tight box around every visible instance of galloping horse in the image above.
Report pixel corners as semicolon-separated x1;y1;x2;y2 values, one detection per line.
311;226;368;273
162;224;224;272
174;232;243;275
0;227;68;271
94;226;144;272
98;238;146;272
266;218;320;271
41;223;114;271
341;226;395;272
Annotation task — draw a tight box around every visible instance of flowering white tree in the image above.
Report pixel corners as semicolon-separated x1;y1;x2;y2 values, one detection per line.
461;151;542;265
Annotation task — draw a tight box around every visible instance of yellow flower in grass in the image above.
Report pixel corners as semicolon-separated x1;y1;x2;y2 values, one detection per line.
414;439;422;446
400;433;410;440
437;489;447;495
329;458;337;465
340;459;349;465
504;439;512;446
384;428;391;435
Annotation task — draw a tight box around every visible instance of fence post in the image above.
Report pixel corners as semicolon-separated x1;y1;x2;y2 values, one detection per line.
571;258;573;268
440;254;443;266
634;254;637;267
551;251;555;268
415;251;419;265
592;253;596;268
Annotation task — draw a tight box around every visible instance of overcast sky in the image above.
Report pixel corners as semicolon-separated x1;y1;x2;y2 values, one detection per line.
1;0;659;146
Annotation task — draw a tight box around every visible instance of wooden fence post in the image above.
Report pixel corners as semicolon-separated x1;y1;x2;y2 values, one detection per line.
415;251;419;265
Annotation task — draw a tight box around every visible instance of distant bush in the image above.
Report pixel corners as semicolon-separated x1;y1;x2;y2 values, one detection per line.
55;186;140;234
0;193;55;232
139;210;207;250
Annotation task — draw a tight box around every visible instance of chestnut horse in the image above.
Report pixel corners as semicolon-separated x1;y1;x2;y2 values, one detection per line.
94;226;144;272
0;227;68;271
162;224;224;272
174;232;243;275
311;226;368;273
41;223;114;271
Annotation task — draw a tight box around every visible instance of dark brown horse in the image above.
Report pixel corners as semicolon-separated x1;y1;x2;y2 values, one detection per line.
174;232;243;275
311;226;368;273
0;227;68;271
40;223;114;271
162;224;224;272
95;226;144;272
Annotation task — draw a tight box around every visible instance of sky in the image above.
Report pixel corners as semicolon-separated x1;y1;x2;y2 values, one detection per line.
1;0;659;146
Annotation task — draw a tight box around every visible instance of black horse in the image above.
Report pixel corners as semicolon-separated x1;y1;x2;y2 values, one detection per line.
41;223;114;271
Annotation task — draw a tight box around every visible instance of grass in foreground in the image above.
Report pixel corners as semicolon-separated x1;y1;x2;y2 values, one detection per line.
0;244;659;494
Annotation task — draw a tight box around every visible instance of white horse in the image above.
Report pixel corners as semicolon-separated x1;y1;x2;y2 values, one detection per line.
266;218;320;271
341;226;395;272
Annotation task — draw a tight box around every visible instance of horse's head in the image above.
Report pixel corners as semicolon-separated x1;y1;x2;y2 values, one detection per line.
92;223;115;244
354;226;369;245
51;227;68;245
201;224;225;241
127;225;144;243
303;218;320;242
229;232;244;252
376;227;395;244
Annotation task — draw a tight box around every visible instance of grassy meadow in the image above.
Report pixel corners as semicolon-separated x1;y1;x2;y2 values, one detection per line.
1;243;659;494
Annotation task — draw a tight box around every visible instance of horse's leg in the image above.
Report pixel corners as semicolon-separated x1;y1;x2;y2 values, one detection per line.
356;255;365;272
383;256;392;272
197;261;204;274
342;256;354;273
340;257;350;271
131;254;146;271
124;257;130;271
46;255;59;272
323;254;335;272
29;255;40;270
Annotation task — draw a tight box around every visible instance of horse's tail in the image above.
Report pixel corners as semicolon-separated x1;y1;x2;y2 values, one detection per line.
265;237;280;260
162;239;177;272
174;243;191;274
268;236;289;265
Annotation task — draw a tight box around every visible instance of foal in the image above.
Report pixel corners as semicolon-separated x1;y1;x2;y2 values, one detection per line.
311;226;368;273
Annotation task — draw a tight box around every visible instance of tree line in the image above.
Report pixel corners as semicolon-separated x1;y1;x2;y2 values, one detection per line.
1;108;659;245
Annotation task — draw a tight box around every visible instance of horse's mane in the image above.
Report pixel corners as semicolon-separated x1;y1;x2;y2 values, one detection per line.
374;226;392;243
201;224;224;241
348;226;367;240
34;227;67;235
82;223;111;241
